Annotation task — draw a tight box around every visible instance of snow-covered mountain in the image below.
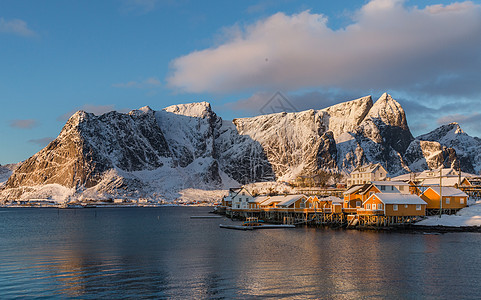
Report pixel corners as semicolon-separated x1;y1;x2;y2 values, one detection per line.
0;163;18;187
1;93;479;202
405;123;481;174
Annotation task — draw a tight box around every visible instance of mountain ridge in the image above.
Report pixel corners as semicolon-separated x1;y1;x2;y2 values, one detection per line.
1;94;478;202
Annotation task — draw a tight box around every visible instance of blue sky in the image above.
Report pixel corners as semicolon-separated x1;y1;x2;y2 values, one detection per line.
1;0;481;165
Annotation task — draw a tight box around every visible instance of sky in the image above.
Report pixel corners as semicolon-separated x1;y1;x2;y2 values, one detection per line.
1;0;481;165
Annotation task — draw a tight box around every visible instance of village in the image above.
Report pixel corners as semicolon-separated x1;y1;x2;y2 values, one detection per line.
216;163;481;229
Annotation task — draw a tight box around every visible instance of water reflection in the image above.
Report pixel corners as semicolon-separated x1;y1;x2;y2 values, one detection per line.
1;207;481;299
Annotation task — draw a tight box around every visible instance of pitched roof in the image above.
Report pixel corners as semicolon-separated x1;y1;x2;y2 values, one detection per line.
344;183;371;195
425;186;468;197
371;181;410;186
259;195;296;206
368;193;427;205
421;177;468;187
249;196;270;204
231;187;253;199
320;196;343;203
351;163;386;174
344;185;363;195
274;194;307;207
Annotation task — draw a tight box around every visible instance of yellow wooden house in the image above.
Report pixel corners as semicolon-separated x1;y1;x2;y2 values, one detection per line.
343;184;372;208
361;193;427;217
275;194;311;211
343;181;412;208
420;187;468;210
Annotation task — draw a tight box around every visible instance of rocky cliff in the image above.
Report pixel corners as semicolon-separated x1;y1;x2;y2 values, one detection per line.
405;123;481;174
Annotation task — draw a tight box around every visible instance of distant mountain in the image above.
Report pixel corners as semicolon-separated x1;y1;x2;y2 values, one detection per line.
1;93;479;202
405;123;481;174
0;163;19;186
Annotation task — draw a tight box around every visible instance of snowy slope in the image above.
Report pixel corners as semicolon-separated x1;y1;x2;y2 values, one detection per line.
416;200;481;227
2;93;481;203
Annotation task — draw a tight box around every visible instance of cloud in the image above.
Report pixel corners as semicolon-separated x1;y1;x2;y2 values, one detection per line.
28;137;54;148
112;77;161;89
0;17;36;37
9;119;38;129
57;104;129;122
437;112;481;126
120;0;158;14
227;89;360;115
167;0;481;96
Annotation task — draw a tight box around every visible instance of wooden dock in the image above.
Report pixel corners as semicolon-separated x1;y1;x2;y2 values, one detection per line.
190;215;223;219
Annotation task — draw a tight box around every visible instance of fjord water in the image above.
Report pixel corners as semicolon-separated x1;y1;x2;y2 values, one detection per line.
1;207;481;299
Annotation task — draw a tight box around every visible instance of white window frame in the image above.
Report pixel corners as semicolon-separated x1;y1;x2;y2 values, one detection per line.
378;203;383;210
460;198;465;204
405;204;408;208
393;204;398;211
356;201;361;207
416;204;421;211
366;203;371;209
446;197;450;204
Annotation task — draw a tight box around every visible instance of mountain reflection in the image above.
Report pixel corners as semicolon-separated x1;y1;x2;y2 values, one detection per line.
1;207;481;299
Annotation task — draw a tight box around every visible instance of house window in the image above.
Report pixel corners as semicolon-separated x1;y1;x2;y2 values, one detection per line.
356;201;361;207
369;192;374;196
372;204;377;210
366;204;371;209
446;198;450;204
380;186;386;191
416;204;421;210
460;198;465;204
378;203;383;210
393;205;398;211
405;204;408;208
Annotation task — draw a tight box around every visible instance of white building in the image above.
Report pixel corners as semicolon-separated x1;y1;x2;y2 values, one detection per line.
347;163;388;186
230;187;254;210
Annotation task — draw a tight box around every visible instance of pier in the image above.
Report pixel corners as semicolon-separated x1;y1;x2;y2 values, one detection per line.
219;207;423;229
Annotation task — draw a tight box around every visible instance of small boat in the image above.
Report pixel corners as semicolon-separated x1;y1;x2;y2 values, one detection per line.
242;217;264;226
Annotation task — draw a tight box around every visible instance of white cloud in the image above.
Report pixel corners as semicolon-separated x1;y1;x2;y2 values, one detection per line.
167;0;481;95
0;17;36;37
112;77;161;89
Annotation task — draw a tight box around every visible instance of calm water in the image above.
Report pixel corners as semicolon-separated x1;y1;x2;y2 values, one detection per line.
1;207;481;299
